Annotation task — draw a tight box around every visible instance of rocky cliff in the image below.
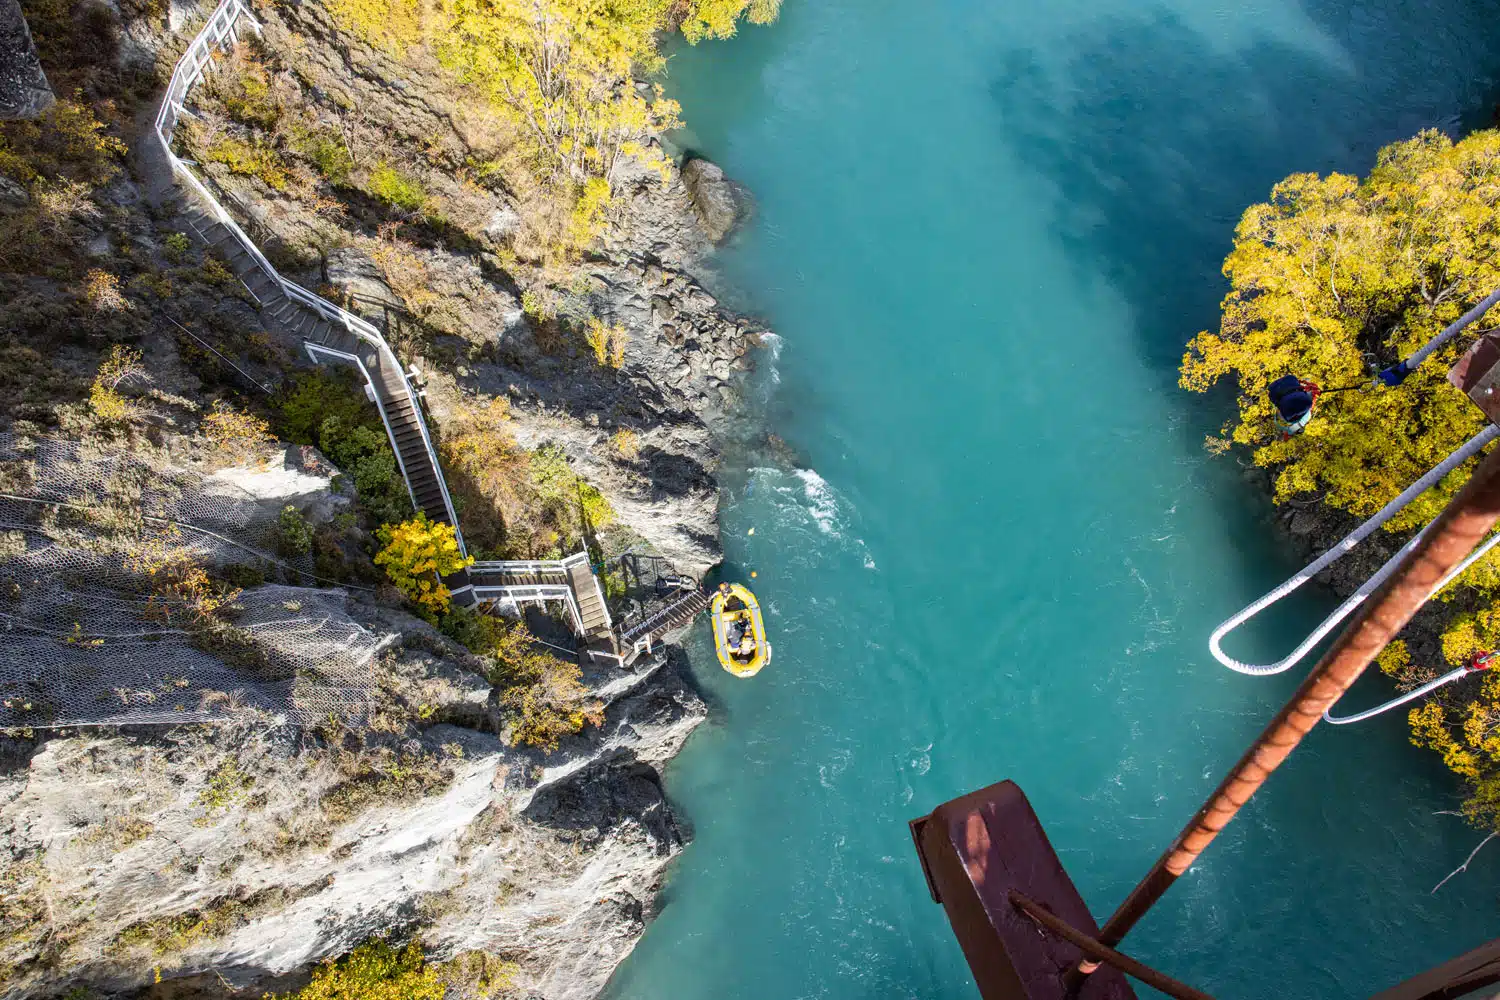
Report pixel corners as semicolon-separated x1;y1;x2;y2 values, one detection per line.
0;0;770;995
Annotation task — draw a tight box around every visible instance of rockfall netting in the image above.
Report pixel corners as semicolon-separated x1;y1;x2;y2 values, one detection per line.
0;434;394;728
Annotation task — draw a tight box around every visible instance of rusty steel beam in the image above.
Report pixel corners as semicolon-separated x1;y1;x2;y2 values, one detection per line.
1075;445;1500;981
1009;893;1214;1000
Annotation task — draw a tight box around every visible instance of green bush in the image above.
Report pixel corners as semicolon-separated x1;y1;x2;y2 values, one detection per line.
276;504;314;557
273;370;376;445
296;130;354;186
367;163;426;212
163;232;192;263
204;135;289;191
529;443;616;532
320;415;412;525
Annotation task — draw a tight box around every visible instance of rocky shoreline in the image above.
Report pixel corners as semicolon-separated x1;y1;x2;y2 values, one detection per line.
0;1;771;996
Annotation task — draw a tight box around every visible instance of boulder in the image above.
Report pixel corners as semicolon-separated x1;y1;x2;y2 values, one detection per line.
482;202;522;243
680;156;742;244
325;246;402;319
0;0;53;120
0;172;27;211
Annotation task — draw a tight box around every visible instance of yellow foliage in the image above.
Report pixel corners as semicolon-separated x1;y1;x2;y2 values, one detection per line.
1409;701;1481;780
204;134;290;191
487;618;603;750
326;0;425;56
202;402;276;462
435;0;681;187
88;345;149;421
0;96;125;185
1375;639;1411;678
583;316;627;368
374;513;474;614
88;382;131;422
1181;129;1500;534
676;0;781;42
84;269;128;312
1184;128;1500;830
610;427;640;459
267;939;444;1000
367;162;428;212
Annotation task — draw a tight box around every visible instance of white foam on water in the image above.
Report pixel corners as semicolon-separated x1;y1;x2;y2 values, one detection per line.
795;468;841;535
742;466;879;572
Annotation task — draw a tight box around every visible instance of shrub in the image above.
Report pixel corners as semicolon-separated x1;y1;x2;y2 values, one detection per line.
374;513;473;615
529;443;615;531
88;382;130;421
200;256;235;286
276;504;314;556
485;618;602;751
220;57;281;129
273;370;373;445
326;0;424;56
296;130;354;185
367;162;427;212
369;223;436;314
140;553;243;623
319;415;412;524
0;97;125;185
610;427;639;459
204;134;289;191
163;232;192;263
88;345;149;421
566;176;614;251
583;316;627;368
202;401;275;463
83;268;128;312
439;397;530;552
268;939;444;1000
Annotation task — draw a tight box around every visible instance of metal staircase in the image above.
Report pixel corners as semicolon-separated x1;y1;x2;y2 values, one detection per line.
463;553;613;641
155;0;706;653
619;588;710;660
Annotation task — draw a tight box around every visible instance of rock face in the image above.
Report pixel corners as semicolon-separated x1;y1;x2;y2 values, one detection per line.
0;635;707;1000
680;157;743;244
0;0;53;120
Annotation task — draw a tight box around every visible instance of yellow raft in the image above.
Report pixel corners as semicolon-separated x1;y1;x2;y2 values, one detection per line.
711;582;771;678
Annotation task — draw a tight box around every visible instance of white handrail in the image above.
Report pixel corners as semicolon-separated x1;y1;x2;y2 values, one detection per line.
153;0;465;553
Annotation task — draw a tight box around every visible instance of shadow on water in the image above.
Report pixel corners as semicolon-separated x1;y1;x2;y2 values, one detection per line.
986;4;1500;992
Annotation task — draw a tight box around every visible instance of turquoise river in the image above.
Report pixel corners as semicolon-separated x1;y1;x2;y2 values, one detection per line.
606;2;1500;997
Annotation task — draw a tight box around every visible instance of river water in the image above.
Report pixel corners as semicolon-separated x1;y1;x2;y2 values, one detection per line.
607;2;1500;997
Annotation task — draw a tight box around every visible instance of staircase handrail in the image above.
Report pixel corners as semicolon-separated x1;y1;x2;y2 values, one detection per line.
152;0;465;553
620;589;706;644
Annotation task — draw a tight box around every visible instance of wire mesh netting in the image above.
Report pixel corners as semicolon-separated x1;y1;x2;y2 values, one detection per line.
0;434;395;729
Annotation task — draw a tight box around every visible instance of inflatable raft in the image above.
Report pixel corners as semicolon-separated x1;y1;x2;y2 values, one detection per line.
711;582;771;678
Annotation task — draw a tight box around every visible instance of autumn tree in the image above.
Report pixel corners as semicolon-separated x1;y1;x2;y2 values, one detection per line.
1184;128;1500;827
374;513;474;614
674;0;781;42
435;0;681;188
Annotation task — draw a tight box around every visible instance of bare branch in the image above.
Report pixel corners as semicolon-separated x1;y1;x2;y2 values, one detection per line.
1431;831;1498;894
